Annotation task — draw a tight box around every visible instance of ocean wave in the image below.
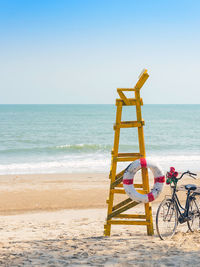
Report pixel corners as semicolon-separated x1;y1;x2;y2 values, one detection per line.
1;153;200;174
0;143;146;155
56;143;112;151
0;156;111;175
56;143;140;152
0;144;112;154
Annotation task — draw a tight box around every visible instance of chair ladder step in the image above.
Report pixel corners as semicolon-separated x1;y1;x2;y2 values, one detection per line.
114;120;144;129
117;88;136;91
114;153;142;162
116;98;143;106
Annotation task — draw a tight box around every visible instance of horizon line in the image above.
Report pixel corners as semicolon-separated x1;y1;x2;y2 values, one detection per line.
1;103;200;105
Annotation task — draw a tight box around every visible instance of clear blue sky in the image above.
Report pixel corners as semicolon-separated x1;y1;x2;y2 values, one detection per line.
0;0;200;104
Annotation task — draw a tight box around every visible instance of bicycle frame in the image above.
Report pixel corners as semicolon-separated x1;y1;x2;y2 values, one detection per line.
170;183;198;222
172;188;188;217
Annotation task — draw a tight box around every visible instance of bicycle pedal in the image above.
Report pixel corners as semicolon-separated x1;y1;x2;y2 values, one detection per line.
178;217;188;224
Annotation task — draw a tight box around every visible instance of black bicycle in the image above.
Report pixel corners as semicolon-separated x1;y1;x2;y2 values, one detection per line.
156;168;200;240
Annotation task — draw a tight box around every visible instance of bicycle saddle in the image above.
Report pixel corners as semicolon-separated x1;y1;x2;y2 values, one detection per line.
185;184;197;191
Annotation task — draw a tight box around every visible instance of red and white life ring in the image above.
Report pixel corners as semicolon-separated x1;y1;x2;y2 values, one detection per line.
123;158;165;203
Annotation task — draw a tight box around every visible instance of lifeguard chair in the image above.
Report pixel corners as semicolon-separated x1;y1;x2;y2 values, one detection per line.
104;69;154;236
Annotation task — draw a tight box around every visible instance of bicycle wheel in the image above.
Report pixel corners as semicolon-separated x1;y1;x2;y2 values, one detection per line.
187;194;200;232
156;198;178;240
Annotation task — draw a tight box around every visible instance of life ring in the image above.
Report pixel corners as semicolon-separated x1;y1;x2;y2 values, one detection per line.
123;158;165;203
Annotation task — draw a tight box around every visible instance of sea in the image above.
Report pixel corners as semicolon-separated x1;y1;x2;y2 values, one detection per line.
0;104;200;175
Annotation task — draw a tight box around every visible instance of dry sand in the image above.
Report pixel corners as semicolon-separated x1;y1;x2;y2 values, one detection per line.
0;173;109;214
0;172;198;214
0;172;200;266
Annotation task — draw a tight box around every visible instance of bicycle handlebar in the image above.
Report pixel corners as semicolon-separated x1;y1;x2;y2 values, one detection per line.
189;172;197;176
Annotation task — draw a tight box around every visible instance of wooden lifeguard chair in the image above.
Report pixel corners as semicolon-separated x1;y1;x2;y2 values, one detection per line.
104;69;154;236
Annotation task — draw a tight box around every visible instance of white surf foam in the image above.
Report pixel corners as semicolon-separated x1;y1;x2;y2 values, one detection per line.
0;153;200;175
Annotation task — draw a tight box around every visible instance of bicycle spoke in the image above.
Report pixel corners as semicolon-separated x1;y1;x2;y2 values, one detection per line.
156;199;178;240
187;195;200;232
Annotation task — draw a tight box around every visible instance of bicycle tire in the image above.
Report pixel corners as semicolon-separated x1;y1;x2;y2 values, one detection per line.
187;194;200;232
156;198;178;240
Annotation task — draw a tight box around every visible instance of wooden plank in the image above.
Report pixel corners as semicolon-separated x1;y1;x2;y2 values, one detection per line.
118;120;144;127
134;183;144;188
134;69;149;91
114;120;144;130
115;184;123;188
115;169;125;179
119;121;142;128
134;77;154;236
117;90;130;105
111;189;126;194
112;198;132;211
111;189;147;194
115;156;141;162
110;168;125;185
110;166;125;179
104;104;123;236
116;98;143;106
117;88;135;91
111;176;123;188
114;183;143;189
107;200;139;220
108;220;150;226
118;152;141;157
114;214;146;219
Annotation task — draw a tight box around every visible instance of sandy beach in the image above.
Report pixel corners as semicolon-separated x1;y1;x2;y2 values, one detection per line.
0;173;109;214
0;172;198;214
0;172;200;266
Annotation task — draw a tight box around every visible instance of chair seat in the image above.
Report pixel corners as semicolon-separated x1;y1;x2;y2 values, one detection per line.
185;184;197;191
